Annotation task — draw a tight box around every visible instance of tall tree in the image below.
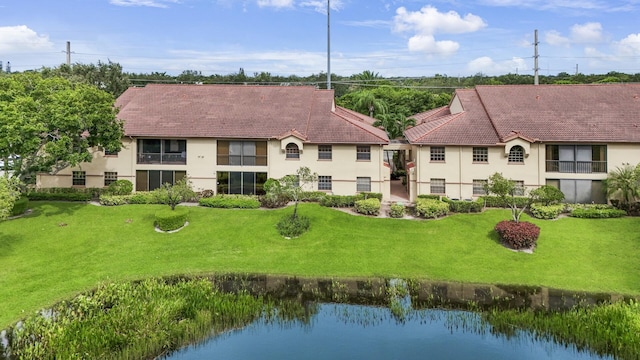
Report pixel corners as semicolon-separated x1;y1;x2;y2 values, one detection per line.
0;73;124;182
352;90;388;117
41;60;131;98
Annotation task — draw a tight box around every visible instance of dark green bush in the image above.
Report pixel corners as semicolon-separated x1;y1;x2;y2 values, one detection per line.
128;192;155;204
388;203;405;218
530;203;564;219
529;185;564;205
10;196;29;216
357;192;383;201
447;199;483;213
417;194;441;200
27;191;92;201
480;195;529;208
276;214;310;238
299;191;327;202
106;180;133;195
320;195;357;207
199;195;260;209
494;220;540;250
354;198;381;216
155;207;189;232
415;198;449;218
570;206;627;219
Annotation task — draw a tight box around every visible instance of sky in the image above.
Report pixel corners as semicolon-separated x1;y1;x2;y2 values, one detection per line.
1;0;640;78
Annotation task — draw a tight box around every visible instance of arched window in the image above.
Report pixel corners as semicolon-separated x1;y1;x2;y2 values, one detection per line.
285;143;300;159
508;145;524;163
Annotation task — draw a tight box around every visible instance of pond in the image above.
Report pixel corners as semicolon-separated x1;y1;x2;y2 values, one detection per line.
162;275;626;360
165;303;610;360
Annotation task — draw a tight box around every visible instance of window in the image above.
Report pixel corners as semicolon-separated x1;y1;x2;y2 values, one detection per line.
356;177;371;192
473;179;487;195
216;172;267;195
285;143;300;159
545;145;607;173
72;171;86;186
318;176;332;191
217;141;267;166
430;147;445;162
318;145;332;160
104;172;118;186
356;146;371;161
472;147;488;163
135;170;186;191
430;178;445;194
514;180;525;196
508;146;524;163
137;139;186;164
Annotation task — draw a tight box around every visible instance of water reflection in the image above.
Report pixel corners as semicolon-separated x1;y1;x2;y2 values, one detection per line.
161;274;633;360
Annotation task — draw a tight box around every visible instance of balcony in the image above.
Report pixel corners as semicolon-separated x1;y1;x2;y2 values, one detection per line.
138;152;186;165
545;160;607;174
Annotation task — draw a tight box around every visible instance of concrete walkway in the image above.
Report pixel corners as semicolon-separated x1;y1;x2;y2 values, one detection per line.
389;179;410;203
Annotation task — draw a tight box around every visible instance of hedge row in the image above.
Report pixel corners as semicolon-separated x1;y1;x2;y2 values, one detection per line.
444;198;483;213
570;205;627;219
530;203;564;220
27;187;102;201
319;193;383;208
198;195;261;209
99;192;167;206
10;197;29;216
479;195;530;208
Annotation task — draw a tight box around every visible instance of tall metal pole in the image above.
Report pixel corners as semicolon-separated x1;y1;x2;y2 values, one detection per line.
534;30;539;85
327;0;331;90
66;41;71;66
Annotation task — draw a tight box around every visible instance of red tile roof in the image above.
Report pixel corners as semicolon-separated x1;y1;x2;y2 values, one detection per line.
406;84;640;145
116;84;388;144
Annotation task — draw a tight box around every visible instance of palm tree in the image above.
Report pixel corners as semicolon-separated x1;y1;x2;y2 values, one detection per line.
603;164;640;207
353;90;387;118
373;113;416;139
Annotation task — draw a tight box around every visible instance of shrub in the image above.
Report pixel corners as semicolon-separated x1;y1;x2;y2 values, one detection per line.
494;220;540;250
447;199;483;213
354;198;381;216
417;194;441;200
415;198;449;218
276;214;310;238
357;192;383;201
10;196;29;216
259;192;290;208
530;203;564;219
27;191;92;201
199;195;261;209
480;195;529;208
98;194;130;206
529;185;564;205
106;180;133;195
388;203;405;218
128;192;155;204
570;206;627;219
320;195;357;208
299;191;327;202
155;207;189;232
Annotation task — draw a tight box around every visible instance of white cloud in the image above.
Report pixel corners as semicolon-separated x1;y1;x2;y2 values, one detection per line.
545;30;571;47
299;0;344;12
407;35;459;55
109;0;180;8
467;56;528;75
257;0;294;8
393;6;486;56
393;6;486;35
0;25;54;53
570;22;604;43
614;33;640;56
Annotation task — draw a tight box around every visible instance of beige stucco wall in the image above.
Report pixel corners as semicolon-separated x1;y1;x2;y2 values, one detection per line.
410;142;544;201
37;138;391;200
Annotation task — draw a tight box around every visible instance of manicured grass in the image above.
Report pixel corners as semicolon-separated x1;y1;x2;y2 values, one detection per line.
1;201;639;328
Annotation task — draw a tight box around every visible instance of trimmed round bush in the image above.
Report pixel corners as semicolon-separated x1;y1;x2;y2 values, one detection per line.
155;207;189;232
389;203;405;218
415;198;449;218
494;220;540;250
106;179;133;195
276;214;310;238
354;198;381;216
10;196;29;216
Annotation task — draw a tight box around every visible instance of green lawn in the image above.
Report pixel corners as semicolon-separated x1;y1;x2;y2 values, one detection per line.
1;201;639;328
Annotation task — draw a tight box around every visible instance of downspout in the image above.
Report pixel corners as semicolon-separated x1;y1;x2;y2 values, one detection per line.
537;142;541;188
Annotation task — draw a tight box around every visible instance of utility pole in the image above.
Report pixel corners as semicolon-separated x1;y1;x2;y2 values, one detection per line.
66;41;71;66
534;29;539;85
575;64;579;76
327;0;331;90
